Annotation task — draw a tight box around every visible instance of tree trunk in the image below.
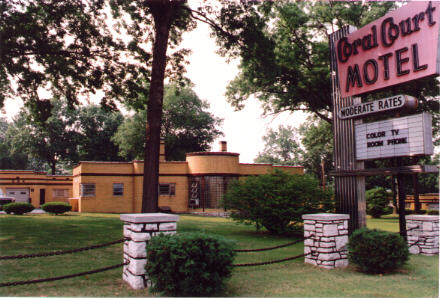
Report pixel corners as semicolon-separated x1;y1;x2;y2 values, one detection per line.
141;2;178;213
50;161;56;175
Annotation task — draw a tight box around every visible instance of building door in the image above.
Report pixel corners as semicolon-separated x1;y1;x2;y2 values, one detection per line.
40;189;46;205
6;188;30;203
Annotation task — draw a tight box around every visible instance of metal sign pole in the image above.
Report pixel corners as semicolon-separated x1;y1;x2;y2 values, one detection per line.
396;158;408;241
329;26;366;234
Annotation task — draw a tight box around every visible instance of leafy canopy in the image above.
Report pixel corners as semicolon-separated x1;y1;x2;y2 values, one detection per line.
254;125;303;166
222;170;334;235
112;84;223;161
212;1;438;122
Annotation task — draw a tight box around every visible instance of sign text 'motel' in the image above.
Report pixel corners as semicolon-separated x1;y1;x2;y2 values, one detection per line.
337;1;440;98
355;113;433;161
338;94;417;119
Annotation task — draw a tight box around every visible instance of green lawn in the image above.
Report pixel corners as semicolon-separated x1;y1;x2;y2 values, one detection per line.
0;213;438;297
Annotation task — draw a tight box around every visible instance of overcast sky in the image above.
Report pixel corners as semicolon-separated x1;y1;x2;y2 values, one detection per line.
1;11;309;164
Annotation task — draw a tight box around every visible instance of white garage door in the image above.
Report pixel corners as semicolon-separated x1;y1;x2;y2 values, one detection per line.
6;188;30;203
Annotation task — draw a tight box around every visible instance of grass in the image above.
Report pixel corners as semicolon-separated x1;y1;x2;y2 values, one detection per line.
0;213;438;297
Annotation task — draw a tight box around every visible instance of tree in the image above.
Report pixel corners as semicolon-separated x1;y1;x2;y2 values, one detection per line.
110;0;197;212
254;117;333;184
112;112;147;161
254;125;303;165
365;187;393;219
222;170;334;235
0;118;29;169
162;84;223;160
211;1;438;123
113;84;223;161
298;117;333;182
0;0;151;121
6;98;80;174
4;99;127;173
76;105;124;162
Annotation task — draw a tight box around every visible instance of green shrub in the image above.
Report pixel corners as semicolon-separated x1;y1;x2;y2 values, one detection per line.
427;210;439;215
146;232;236;296
222;170;334;234
41;202;72;215
348;228;409;274
366;187;393;218
3;202;34;215
405;209;414;215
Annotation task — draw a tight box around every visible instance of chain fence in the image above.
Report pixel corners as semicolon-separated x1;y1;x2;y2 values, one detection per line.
0;237;128;287
232;236;309;267
0;261;129;287
233;237;305;252
0;238;127;260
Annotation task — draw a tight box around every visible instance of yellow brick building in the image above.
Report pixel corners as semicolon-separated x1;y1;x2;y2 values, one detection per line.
71;141;304;213
0;170;73;207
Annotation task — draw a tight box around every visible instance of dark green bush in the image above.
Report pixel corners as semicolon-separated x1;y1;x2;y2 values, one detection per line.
222;170;334;234
41;202;72;215
3;202;34;215
146;232;236;296
427;210;439;215
366;187;393;218
348;228;409;274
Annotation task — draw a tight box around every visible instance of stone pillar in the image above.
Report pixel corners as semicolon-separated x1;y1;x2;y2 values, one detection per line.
120;213;179;289
406;215;439;256
302;213;349;269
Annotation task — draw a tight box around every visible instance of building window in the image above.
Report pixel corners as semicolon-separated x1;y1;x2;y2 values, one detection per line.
80;184;96;197
159;183;176;196
53;189;69;198
113;183;124;196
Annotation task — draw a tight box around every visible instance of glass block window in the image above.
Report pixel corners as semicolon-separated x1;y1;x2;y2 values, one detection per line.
113;183;124;196
159;183;176;196
53;189;69;197
80;184;96;197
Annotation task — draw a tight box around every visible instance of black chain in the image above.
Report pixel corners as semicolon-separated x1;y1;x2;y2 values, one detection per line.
408;239;421;248
0;238;128;260
234;236;310;252
0;261;129;287
233;252;310;267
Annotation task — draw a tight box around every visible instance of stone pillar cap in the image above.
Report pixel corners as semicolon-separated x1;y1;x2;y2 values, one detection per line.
406;215;439;221
302;213;350;220
120;213;179;223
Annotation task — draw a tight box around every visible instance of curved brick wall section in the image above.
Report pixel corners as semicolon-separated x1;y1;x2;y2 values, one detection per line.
406;215;439;256
302;214;350;269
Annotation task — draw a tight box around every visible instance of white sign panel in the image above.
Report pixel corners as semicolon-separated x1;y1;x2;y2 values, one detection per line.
355;113;433;160
338;95;417;120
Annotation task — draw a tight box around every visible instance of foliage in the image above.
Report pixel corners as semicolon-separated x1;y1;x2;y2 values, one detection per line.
41;202;72;215
0;117;29;169
348;228;409;274
212;1;408;123
3;202;34;215
6;98;80;174
254;125;303;165
0;0;150;121
427;210;439;215
76;105;124;162
113;84;223;161
222;170;334;234
298;117;333;181
366;187;393;219
4;97;127;174
146;232;236;296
